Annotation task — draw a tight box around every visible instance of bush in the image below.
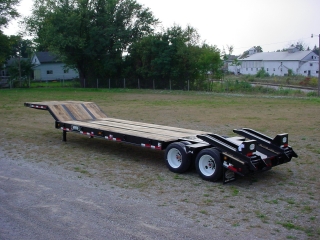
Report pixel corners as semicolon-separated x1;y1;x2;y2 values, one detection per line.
256;68;269;78
309;77;318;87
307;91;318;97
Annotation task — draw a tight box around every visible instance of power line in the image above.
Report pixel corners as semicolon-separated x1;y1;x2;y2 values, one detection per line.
233;37;317;53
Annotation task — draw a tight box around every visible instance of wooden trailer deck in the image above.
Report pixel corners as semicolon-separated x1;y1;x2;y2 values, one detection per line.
24;101;210;143
24;101;298;183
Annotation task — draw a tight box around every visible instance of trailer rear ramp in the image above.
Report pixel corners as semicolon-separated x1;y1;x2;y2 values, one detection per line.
25;101;297;184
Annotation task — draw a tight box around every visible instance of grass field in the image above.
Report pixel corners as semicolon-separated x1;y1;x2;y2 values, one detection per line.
1;88;319;239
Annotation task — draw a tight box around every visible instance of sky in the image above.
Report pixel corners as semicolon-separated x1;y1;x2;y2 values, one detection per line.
3;0;320;55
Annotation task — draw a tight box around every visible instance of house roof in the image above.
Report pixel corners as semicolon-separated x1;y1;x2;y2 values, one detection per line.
34;52;60;63
226;55;238;61
241;50;314;61
6;57;29;66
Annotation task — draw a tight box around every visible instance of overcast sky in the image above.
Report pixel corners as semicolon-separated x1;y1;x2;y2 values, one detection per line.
3;0;320;55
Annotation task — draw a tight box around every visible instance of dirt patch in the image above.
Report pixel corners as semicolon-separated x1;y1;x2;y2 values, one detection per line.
1;89;319;239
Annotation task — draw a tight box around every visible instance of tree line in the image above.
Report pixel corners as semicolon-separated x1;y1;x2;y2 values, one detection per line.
21;0;222;89
0;0;223;89
1;0;319;89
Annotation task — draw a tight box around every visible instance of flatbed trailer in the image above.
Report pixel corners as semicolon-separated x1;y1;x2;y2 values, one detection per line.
24;101;297;183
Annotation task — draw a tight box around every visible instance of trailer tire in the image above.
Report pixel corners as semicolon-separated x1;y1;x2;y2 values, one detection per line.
195;148;222;181
165;142;191;173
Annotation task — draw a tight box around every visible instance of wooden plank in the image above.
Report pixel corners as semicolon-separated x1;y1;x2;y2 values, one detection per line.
83;102;108;119
49;105;74;121
91;118;208;135
65;118;205;141
64;104;93;121
64;120;183;141
87;119;206;138
25;101;108;122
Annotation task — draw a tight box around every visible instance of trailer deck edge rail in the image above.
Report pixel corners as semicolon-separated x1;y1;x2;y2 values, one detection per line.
25;101;298;184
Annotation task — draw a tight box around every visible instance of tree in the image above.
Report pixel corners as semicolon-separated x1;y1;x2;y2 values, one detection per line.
0;0;21;64
295;41;307;51
0;33;11;64
197;44;222;77
7;35;34;58
254;46;263;52
313;45;319;55
7;58;34;87
125;25;222;90
25;0;158;87
0;0;20;28
222;45;234;61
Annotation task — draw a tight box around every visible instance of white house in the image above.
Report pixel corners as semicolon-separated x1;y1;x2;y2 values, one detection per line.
225;55;240;74
239;47;319;77
31;52;78;81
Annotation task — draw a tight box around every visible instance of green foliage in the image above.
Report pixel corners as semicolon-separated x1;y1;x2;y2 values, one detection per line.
7;58;34;87
256;68;269;78
309;77;318;87
8;36;34;58
0;34;33;65
299;77;318;87
25;0;158;87
254;45;263;52
125;25;222;90
0;32;10;64
312;45;319;55
287;69;293;76
0;0;20;28
243;74;255;81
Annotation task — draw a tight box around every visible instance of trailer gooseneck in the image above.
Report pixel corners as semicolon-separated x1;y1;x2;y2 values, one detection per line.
25;101;297;183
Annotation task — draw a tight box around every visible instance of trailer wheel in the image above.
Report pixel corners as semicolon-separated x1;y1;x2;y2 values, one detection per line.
165;142;191;173
195;148;222;181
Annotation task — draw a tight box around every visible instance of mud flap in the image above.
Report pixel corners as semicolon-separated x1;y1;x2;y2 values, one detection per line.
223;167;236;184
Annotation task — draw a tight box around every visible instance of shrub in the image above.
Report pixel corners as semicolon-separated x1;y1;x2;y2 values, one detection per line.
309;77;318;87
288;69;294;77
299;77;311;86
256;68;269;78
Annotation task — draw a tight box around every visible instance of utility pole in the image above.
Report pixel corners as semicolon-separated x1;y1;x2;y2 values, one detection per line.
19;52;21;87
318;34;320;97
313;34;320;97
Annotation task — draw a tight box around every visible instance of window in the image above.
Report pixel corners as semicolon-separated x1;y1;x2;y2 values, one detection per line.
317;71;319;74
64;69;69;73
281;68;282;72
267;68;269;71
273;68;275;71
246;68;248;71
310;63;313;66
304;71;307;73
251;68;253;71
47;70;53;74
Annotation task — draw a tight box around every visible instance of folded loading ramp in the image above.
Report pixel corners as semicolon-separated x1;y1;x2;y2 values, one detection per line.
24;101;210;145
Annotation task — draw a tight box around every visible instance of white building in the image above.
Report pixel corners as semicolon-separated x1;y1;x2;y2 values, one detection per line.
31;52;78;81
225;55;240;74
239;47;319;77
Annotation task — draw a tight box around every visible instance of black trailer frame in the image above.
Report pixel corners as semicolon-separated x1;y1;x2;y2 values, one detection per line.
24;101;298;183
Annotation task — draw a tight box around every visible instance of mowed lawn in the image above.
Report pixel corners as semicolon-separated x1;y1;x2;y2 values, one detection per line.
1;88;319;239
